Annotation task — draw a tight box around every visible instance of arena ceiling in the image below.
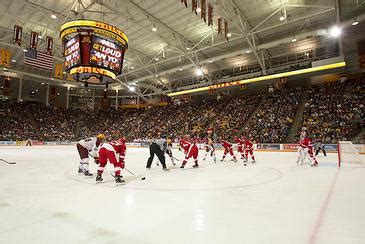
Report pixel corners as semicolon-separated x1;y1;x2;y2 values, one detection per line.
0;0;364;99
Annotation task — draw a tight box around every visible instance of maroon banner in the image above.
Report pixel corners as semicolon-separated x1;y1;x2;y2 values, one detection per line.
208;3;213;26
224;20;229;41
218;18;222;35
181;0;187;8
201;0;206;22
30;31;39;49
358;39;365;69
13;25;22;46
192;0;197;15
45;36;53;55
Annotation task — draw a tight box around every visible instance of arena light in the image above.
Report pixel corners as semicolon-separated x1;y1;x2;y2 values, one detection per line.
352;18;359;26
23;49;28;52
130;66;135;69
208;59;213;63
51;14;57;19
329;26;341;38
152;25;157;32
11;59;16;63
291;37;297;43
155;57;159;61
279;15;286;21
179;67;183;71
196;68;203;76
168;62;346;97
226;33;232;38
196;7;202;13
129;86;136;92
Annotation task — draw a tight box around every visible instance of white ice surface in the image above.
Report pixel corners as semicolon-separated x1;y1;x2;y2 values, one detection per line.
0;146;364;244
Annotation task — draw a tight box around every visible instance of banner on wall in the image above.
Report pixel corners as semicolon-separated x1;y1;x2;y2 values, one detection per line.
30;31;39;49
13;25;22;46
0;48;11;67
256;144;281;150
46;36;53;55
208;3;213;26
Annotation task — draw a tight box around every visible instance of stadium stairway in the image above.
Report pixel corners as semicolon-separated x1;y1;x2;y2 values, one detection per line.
240;94;267;135
285;91;308;143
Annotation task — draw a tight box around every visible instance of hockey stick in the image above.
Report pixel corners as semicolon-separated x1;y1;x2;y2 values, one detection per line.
0;158;16;165
125;168;146;181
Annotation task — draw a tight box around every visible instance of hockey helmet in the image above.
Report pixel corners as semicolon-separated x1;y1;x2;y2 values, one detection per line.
97;133;106;140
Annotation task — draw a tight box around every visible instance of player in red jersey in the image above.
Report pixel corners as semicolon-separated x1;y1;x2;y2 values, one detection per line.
297;131;318;167
221;139;237;162
180;135;199;168
234;136;245;160
203;137;216;163
242;136;255;165
96;138;127;184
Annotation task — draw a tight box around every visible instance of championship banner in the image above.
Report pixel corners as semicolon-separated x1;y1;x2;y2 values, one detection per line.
279;77;287;84
13;25;22;46
54;63;63;79
46;36;53;55
201;0;206;22
30;31;39;49
217;18;222;35
192;0;197;15
208;3;213;26
0;48;11;67
357;39;365;69
50;86;56;104
224;20;229;40
181;0;187;8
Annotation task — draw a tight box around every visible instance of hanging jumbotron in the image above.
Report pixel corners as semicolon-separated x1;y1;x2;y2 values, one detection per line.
59;20;128;85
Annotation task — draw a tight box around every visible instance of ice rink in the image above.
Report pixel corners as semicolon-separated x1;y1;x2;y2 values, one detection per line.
0;146;364;244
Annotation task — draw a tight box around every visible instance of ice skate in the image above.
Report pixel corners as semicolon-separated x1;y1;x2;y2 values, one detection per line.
78;168;83;174
84;170;93;177
96;174;103;183
311;162;318;167
180;165;185;169
193;164;199;168
115;175;125;185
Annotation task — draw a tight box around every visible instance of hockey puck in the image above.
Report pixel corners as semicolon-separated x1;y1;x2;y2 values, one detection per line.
141;177;146;180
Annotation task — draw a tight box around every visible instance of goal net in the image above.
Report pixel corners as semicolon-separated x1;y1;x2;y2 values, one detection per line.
338;141;364;167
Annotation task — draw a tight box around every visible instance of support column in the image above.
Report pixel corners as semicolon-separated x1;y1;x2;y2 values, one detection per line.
335;0;343;56
115;90;118;110
17;78;22;102
66;87;70;109
92;90;95;111
45;83;50;106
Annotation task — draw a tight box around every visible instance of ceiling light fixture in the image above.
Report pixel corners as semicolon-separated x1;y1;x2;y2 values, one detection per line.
291;37;297;42
208;59;213;63
11;59;16;63
130;66;135;69
226;33;232;37
196;7;202;13
329;25;342;38
152;25;157;32
179;67;183;71
246;50;251;54
186;47;190;51
352;18;359;26
51;14;57;19
129;86;136;92
155;57;159;61
196;68;203;76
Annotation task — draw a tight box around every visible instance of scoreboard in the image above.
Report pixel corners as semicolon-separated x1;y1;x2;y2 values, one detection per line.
60;20;128;85
63;35;80;70
89;36;124;75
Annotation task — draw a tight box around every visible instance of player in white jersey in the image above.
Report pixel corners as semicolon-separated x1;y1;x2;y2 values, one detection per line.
76;134;105;176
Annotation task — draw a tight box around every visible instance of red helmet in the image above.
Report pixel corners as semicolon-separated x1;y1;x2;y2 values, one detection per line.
118;137;126;144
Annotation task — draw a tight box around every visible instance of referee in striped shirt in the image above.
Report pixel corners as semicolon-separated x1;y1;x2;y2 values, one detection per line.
146;134;169;170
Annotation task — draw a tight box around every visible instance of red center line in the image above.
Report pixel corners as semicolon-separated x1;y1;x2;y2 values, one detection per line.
309;169;340;244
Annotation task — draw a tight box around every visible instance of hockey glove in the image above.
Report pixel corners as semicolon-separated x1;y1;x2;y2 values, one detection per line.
94;157;99;165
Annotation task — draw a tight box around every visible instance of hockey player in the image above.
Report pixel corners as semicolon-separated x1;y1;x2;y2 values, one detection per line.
242;136;255;165
180;135;199;168
76;134;105;176
297;131;318;167
234;136;245;160
314;140;327;157
202;137;216;163
221;139;237;162
156;137;176;166
146;135;168;170
96;138;127;184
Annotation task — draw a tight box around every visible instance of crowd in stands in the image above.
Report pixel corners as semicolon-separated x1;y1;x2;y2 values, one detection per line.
300;79;364;143
0;79;363;144
244;87;303;143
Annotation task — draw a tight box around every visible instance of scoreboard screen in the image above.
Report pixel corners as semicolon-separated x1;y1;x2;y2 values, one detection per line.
64;35;81;70
90;36;124;75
